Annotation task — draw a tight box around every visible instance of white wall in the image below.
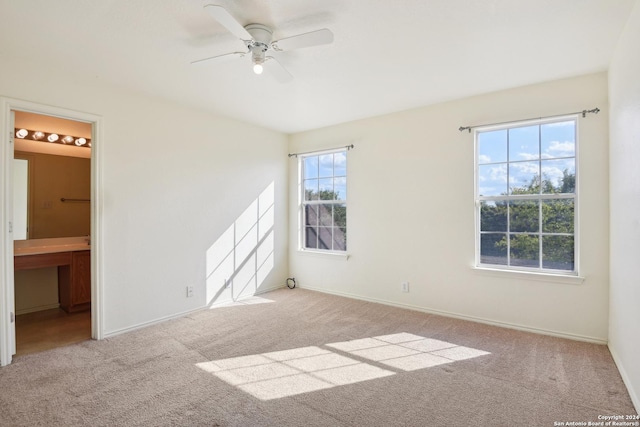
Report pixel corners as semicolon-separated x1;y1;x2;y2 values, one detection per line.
0;53;289;336
289;72;610;342
608;0;640;411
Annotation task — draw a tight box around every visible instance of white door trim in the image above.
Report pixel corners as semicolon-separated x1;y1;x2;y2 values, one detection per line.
0;97;103;366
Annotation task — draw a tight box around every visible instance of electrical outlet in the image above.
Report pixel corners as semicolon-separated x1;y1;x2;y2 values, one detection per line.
401;282;409;293
186;286;194;298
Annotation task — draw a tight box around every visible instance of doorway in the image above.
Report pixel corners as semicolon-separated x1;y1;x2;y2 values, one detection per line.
13;112;92;355
0;98;103;366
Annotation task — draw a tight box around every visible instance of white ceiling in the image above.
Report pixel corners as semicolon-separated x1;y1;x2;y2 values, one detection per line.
0;0;635;133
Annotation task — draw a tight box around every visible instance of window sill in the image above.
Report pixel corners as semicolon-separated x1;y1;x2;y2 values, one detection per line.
472;266;585;285
297;249;350;261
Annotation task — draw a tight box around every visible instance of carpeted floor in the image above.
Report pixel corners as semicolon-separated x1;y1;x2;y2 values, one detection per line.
0;288;636;426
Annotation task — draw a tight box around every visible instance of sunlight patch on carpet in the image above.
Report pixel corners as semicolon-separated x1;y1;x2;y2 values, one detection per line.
196;333;489;400
209;296;275;309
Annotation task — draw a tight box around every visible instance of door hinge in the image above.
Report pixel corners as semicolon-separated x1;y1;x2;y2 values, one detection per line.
8;221;13;233
9;130;14;145
10;312;14;323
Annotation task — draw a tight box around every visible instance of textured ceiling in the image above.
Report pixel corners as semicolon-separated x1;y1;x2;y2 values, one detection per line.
0;0;635;133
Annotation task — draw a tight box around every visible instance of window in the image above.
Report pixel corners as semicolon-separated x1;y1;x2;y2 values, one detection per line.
475;117;577;274
300;150;347;252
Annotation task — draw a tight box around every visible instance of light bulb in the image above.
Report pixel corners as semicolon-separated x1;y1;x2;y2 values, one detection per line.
253;63;263;75
75;137;87;146
16;129;28;138
61;135;74;144
32;131;45;140
48;133;59;143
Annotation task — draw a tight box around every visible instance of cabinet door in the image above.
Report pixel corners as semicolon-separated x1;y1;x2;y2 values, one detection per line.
72;251;91;306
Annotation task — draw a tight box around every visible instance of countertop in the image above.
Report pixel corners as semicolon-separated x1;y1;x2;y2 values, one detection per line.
14;237;91;256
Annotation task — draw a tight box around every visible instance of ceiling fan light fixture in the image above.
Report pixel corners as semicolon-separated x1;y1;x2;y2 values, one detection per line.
195;5;334;83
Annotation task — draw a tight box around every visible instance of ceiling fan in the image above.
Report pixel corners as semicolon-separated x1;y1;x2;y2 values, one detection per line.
192;4;334;83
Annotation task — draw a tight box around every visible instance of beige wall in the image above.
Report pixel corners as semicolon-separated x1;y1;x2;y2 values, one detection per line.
14;268;58;315
289;72;610;342
608;0;640;411
1;50;290;336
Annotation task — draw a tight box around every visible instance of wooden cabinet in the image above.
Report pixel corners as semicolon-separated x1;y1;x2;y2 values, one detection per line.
58;250;91;313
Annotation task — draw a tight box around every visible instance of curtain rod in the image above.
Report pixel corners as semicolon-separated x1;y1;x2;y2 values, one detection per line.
458;108;600;133
61;198;90;202
288;144;354;158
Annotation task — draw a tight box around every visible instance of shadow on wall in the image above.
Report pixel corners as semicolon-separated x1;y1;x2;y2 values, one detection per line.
206;182;275;307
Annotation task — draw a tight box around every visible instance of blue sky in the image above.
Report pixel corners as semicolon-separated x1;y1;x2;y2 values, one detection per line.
477;120;575;196
304;151;347;200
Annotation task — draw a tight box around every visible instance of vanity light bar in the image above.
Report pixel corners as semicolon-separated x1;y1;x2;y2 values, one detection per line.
14;128;92;148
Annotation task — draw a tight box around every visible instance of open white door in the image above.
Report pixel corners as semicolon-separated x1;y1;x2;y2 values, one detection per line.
0;109;17;366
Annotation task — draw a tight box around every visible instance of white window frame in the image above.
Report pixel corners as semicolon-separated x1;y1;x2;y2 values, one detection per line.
474;115;579;276
298;148;348;254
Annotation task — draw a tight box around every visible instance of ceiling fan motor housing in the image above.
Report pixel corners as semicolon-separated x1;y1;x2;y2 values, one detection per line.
245;24;271;65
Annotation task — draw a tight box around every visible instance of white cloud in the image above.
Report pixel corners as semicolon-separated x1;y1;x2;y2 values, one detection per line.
517;152;538;161
478;154;491;163
543;140;575;158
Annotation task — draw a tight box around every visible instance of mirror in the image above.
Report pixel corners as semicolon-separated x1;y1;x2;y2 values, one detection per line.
13;111;91;240
13;159;28;240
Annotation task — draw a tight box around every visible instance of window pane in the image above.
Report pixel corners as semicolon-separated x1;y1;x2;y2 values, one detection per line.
319;204;333;226
334;152;346;176
334;227;347;251
509;234;539;267
300;150;347;253
509;125;539;162
478;164;507;196
334;177;347;200
478;129;507;164
480;233;507;265
305;205;319;227
480;201;507;232
541;159;575;194
319;154;333;178
510;200;539;233
509;161;540;194
541;121;575;159
334;204;346;227
304;156;318;179
542;235;574;270
318;178;334;200
542;199;574;233
318;227;332;249
305;227;318;249
305;179;318;201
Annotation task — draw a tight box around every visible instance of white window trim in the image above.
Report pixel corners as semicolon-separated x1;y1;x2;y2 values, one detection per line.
297;148;348;255
473;114;580;277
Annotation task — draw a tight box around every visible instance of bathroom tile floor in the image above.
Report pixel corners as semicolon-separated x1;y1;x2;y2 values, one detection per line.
15;308;91;356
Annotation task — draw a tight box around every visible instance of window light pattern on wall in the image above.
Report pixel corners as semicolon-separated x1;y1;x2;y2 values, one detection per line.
196;332;490;400
15;128;91;148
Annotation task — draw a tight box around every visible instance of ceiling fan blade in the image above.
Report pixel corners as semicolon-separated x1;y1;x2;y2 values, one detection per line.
191;51;246;65
204;4;252;40
271;28;334;51
264;57;293;83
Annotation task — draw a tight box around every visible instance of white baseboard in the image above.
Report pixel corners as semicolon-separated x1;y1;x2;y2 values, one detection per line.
103;284;285;339
608;343;640;413
298;285;608;345
16;303;60;316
